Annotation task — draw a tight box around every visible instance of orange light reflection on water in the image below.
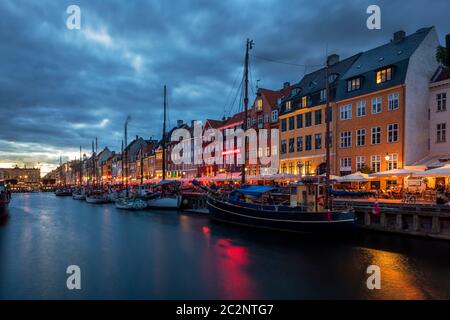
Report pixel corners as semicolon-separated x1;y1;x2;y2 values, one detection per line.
363;248;427;300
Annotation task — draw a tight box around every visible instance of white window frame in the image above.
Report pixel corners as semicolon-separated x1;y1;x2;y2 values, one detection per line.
356;100;366;117
371;155;381;173
387;123;398;143
387;153;398;170
340;157;352;171
271;110;278;123
371;126;381;145
340;131;352;148
437;93;447;112
356;128;366;147
388;93;399;111
437;123;447;143
371;97;382;114
340;104;352;120
356;156;366;171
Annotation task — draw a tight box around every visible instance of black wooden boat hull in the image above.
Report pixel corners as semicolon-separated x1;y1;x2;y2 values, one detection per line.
207;197;356;233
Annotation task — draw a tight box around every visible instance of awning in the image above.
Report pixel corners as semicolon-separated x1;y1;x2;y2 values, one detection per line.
236;185;277;197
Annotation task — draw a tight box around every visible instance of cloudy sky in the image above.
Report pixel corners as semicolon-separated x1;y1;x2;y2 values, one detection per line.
1;0;449;175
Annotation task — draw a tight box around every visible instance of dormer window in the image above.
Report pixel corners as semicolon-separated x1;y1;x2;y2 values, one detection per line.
320;89;327;101
286;100;292;111
328;73;338;83
257;99;263;111
302;96;307;108
376;67;393;84
291;88;300;96
347;77;361;92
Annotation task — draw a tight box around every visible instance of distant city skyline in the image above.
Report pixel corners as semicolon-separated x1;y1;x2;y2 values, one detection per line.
1;0;450;176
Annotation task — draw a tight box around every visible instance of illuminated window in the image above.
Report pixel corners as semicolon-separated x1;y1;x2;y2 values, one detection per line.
376;67;392;84
387;153;398;170
257;99;263;111
371;155;381;173
347;77;361;92
286;100;292;111
302;96;307;108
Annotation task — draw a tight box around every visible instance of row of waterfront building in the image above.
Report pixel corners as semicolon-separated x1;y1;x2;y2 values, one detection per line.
45;27;450;189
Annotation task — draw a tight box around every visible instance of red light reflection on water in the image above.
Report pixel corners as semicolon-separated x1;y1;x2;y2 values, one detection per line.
214;238;255;299
202;226;211;234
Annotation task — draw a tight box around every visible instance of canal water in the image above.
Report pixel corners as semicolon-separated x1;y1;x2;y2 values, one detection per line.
1;193;450;299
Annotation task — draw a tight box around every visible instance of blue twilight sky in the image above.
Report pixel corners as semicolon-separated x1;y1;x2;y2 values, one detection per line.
0;0;449;174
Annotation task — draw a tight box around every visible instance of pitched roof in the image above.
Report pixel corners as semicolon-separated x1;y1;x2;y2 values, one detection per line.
432;66;450;83
336;27;434;100
343;27;433;80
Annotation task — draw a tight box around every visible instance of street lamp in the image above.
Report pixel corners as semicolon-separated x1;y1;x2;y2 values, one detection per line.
385;153;391;161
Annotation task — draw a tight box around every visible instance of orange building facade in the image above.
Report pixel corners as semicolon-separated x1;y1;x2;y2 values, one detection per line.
335;84;405;177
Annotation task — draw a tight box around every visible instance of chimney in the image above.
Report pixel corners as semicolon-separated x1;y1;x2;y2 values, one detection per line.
136;135;138;141
177;119;183;128
327;54;340;66
393;30;406;43
283;82;290;89
446;34;450;67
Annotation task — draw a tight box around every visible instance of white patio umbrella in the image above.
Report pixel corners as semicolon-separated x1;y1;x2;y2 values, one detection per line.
338;172;372;182
370;167;426;178
415;164;450;177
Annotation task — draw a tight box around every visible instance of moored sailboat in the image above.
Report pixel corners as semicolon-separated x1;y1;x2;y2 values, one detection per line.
196;40;356;233
145;86;182;211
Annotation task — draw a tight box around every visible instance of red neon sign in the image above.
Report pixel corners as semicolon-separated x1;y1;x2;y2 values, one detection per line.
222;149;240;156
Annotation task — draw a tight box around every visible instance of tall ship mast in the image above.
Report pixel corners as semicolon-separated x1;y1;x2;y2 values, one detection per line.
240;39;253;185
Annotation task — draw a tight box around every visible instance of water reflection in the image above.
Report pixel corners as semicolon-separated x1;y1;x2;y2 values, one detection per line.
214;238;255;299
363;248;427;299
1;193;450;299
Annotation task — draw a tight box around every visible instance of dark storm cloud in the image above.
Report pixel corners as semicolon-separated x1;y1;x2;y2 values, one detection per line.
0;0;449;169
